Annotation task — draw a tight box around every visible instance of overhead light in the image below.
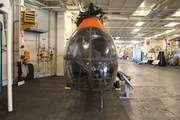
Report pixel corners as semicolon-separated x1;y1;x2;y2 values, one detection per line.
115;41;121;43
165;22;179;27
172;11;180;17
28;0;34;2
115;37;120;40
173;34;180;37
133;10;150;16
135;21;144;26
133;29;140;32
126;44;134;48
140;2;145;7
165;29;174;33
137;34;144;37
146;37;151;40
132;40;138;44
154;33;163;37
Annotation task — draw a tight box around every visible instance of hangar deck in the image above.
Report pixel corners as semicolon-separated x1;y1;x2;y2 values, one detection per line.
0;60;180;120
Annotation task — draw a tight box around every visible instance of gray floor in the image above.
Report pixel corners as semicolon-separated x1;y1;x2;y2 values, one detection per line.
0;60;180;120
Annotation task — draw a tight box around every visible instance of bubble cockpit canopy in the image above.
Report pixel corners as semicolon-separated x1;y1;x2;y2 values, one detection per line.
64;3;118;91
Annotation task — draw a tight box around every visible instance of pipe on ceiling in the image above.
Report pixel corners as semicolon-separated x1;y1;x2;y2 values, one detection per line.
26;0;48;7
41;6;63;8
152;0;168;11
147;0;169;17
73;0;83;12
58;0;67;8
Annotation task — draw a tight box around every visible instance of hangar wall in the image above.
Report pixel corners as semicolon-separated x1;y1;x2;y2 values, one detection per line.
1;2;76;86
24;3;54;78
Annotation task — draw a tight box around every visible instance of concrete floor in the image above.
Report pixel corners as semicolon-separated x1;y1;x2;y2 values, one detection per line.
0;60;180;120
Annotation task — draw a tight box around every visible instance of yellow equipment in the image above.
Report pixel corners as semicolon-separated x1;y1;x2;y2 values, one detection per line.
24;51;30;59
21;10;37;30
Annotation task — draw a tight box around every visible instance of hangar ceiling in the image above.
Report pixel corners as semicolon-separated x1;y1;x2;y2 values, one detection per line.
25;0;180;45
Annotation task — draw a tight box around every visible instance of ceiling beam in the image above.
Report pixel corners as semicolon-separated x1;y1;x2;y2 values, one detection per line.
154;0;179;18
114;20;128;36
164;10;178;19
74;0;83;12
129;0;144;17
145;0;168;18
121;0;128;11
115;41;134;43
103;7;179;10
163;0;180;19
115;20;135;36
107;26;180;29
115;38;143;41
41;6;62;8
108;0;113;12
106;15;180;20
25;0;48;7
91;0;96;4
58;0;66;8
43;0;58;1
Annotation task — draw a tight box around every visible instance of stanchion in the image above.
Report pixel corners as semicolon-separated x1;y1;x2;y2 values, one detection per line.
100;91;104;109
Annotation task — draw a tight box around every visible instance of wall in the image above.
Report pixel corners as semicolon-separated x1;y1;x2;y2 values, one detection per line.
0;0;10;13
23;4;76;77
55;11;76;76
56;12;66;76
1;2;76;86
23;4;56;78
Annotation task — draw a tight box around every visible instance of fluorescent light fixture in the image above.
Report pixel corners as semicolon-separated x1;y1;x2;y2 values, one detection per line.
173;34;180;37
132;40;138;44
172;10;180;17
146;37;151;40
115;37;120;40
133;10;150;16
115;41;121;43
154;33;163;37
115;41;133;44
165;29;174;33
165;22;179;27
137;34;144;37
140;2;145;7
133;29;140;32
126;44;134;48
135;21;144;26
